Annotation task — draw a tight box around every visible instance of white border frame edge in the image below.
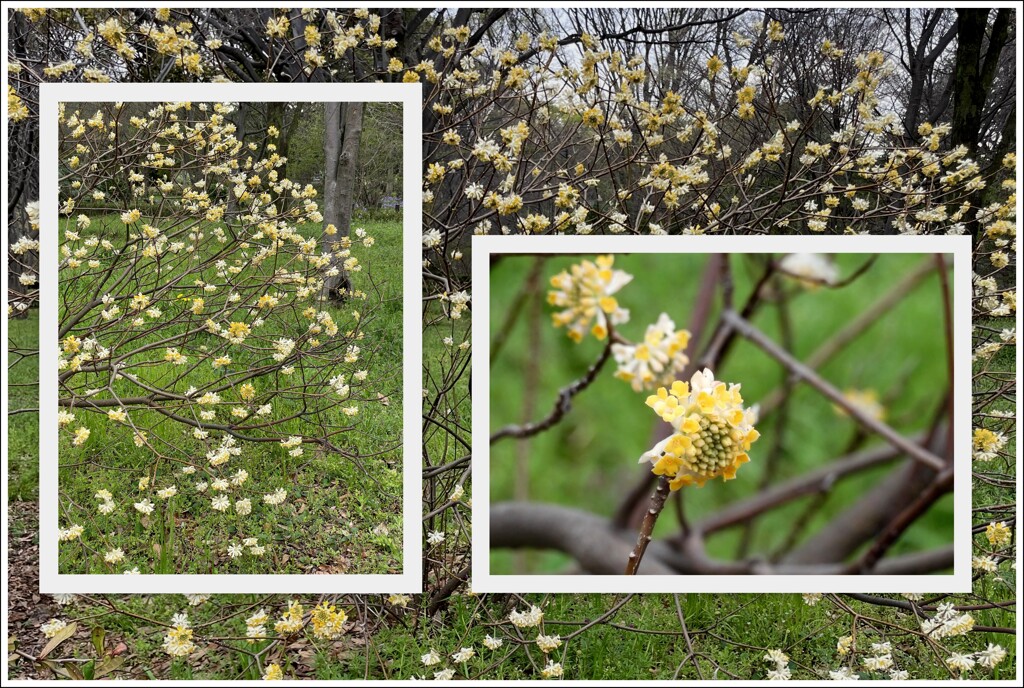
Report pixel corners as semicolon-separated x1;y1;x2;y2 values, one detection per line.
472;234;972;595
37;81;423;594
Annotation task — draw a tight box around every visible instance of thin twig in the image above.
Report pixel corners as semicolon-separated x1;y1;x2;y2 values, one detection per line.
848;468;954;573
625;475;671;575
490;336;614;443
756;256;936;417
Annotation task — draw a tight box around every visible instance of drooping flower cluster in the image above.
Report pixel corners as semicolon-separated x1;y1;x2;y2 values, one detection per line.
274;600;306;636
547;255;632;342
762;649;791;680
985;521;1012;547
640;369;760;489
508;604;544;628
612;313;691;392
920;603;976;639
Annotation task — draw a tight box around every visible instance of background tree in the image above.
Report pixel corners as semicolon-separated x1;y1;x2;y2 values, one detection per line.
321;101;364;301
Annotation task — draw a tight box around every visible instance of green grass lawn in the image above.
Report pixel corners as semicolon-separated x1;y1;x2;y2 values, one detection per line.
39;215;405;575
489;252;958;574
24;588;1007;680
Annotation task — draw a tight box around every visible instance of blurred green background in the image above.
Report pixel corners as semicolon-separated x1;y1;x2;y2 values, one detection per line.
488;252;954;575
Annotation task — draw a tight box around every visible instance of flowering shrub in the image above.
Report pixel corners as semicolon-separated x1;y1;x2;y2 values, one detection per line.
53;101;402;574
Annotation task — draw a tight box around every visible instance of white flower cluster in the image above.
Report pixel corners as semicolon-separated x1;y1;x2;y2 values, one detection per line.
920;603;975;639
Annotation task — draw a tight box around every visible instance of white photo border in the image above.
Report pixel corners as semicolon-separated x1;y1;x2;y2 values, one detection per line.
472;234;972;594
38;81;423;594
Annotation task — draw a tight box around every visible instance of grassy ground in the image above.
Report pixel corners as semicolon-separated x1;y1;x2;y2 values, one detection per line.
16;216;406;575
7;552;1012;682
8;243;1015;680
489;252;958;574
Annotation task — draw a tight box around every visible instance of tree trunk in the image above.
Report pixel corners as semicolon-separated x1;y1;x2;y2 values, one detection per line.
949;8;1010;244
901;9;957;139
7;10;39;314
321;101;364;302
950;8;1010;154
323;102;342;233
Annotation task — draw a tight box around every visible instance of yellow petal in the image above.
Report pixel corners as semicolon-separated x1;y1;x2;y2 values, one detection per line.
598;296;618;314
697;391;715;412
652;454;682;476
669;474;695;490
665;434;692;455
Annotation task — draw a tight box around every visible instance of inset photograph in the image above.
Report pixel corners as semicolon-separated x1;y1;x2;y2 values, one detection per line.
39;83;422;592
473;235;971;593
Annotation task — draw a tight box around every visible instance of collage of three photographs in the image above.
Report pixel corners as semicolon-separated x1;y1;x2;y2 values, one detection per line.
3;3;1018;684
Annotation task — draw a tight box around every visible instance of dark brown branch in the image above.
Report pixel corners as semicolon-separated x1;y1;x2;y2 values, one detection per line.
490;336;613;443
490;501;676;575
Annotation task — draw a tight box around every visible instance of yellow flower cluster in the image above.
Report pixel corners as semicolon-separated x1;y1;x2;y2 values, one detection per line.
547;255;632;342
162;614;195;657
640;369;759;489
311;601;349;640
612;313;691;392
972;427;1007;462
834;388;886;422
274;600;305;635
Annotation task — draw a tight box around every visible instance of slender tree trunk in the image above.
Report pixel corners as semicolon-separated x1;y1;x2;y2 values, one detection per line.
950;8;1010;154
321;101;364;302
323;102;342;235
7;11;39;313
338;102;364;232
949;8;1010;244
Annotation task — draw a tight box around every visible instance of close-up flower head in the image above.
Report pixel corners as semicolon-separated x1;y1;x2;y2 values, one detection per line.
611;313;692;392
547;254;632;341
640;368;760;489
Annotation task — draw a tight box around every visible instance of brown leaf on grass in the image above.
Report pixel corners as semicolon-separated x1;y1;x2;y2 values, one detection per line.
313;553;351;574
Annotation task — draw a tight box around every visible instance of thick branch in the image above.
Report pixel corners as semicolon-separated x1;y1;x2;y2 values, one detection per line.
490;501;675;575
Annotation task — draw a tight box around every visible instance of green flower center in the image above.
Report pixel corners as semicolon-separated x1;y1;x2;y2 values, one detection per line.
690;415;742;476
